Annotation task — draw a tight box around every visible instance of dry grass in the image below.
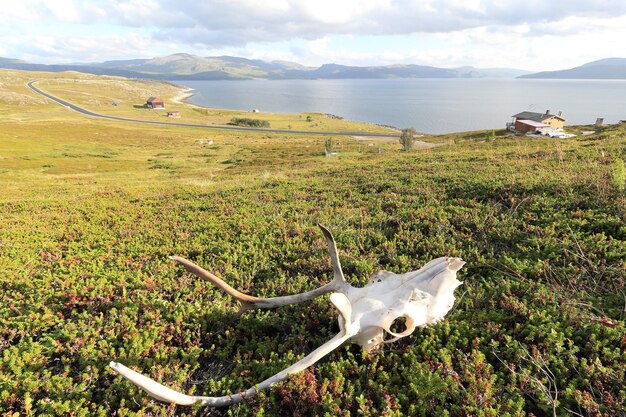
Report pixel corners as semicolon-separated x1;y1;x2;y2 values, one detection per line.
6;70;395;133
0;70;403;202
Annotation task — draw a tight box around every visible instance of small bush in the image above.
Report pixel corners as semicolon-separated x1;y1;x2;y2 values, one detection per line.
228;118;270;128
324;138;335;155
399;128;417;151
613;157;625;191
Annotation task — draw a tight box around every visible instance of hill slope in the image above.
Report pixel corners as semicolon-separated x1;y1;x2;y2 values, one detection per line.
520;57;626;79
1;71;624;417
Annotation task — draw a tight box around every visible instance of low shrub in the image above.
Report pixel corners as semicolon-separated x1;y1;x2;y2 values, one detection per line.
229;117;270;128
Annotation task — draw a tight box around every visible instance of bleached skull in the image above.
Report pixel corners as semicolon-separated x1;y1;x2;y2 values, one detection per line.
110;225;464;407
343;257;464;351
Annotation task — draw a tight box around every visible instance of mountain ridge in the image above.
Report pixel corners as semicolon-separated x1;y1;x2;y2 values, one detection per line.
519;58;626;79
0;53;530;80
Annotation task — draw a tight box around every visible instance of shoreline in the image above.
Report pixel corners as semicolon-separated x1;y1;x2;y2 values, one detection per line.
163;78;626;134
168;83;403;134
26;80;400;138
170;88;197;106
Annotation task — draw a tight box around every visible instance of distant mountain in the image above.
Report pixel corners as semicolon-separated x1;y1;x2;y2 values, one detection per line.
0;53;530;80
0;57;28;65
276;63;456;79
0;57;153;78
452;66;531;79
84;53;312;79
520;58;626;79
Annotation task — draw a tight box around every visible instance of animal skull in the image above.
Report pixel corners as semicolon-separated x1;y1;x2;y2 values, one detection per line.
110;225;464;407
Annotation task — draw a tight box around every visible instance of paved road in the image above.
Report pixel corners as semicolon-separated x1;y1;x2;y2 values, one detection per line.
27;81;400;138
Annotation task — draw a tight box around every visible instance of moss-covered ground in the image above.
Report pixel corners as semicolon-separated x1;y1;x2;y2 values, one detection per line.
1;70;624;417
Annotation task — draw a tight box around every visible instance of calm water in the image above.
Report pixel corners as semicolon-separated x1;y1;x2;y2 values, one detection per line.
176;78;626;134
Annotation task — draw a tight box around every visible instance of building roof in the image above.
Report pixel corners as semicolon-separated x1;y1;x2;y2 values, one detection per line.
147;97;163;102
517;119;551;128
512;111;564;122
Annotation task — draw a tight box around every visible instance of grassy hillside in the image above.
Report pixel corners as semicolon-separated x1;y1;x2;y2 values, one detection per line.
1;70;625;417
1;69;394;134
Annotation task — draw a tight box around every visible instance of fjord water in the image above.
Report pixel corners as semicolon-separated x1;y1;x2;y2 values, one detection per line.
178;78;626;134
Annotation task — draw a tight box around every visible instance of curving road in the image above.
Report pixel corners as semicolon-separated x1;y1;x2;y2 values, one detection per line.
27;81;400;138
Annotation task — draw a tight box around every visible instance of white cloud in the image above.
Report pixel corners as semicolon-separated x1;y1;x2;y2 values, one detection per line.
298;0;390;24
10;0;625;44
0;1;43;23
42;0;81;22
5;32;171;63
1;0;626;71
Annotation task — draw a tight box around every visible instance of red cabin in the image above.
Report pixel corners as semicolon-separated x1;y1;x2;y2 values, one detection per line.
146;97;164;109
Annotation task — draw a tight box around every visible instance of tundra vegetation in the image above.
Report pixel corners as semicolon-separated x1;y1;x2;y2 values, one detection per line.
399;128;417;152
324;138;336;156
228;118;271;128
0;70;625;417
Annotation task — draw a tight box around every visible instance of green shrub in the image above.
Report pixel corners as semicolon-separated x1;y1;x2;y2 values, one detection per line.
613;157;625;191
399;128;416;151
228;117;270;128
3;122;626;416
324;138;335;155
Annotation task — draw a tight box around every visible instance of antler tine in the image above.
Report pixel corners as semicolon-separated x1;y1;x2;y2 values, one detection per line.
110;331;354;407
109;293;358;407
169;226;349;311
317;224;346;283
169;256;259;305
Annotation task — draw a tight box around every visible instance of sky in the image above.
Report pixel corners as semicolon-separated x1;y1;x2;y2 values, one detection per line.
1;0;626;71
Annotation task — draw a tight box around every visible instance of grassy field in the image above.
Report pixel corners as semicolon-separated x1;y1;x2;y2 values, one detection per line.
4;69;395;134
1;70;625;417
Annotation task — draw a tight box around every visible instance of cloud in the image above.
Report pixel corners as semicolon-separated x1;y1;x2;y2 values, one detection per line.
123;0;626;45
6;0;626;46
1;0;626;70
3;32;169;63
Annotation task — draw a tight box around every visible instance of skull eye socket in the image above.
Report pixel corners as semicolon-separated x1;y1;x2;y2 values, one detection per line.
389;316;408;334
383;313;417;339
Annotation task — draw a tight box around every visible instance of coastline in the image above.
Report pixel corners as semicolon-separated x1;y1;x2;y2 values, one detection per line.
168;82;402;134
170;88;196;106
162;78;626;134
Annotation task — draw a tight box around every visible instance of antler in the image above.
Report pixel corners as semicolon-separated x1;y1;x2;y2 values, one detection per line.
110;225;355;406
109;293;358;407
109;225;465;408
169;224;349;312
